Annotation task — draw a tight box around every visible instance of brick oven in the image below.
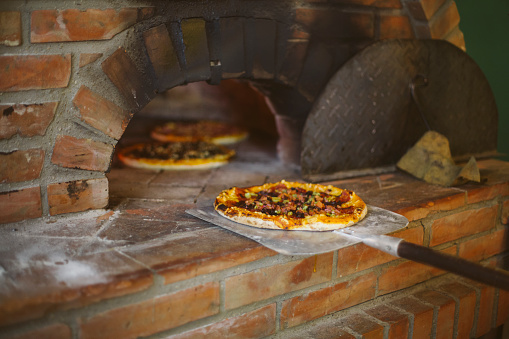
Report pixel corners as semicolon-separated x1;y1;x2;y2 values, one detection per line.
0;1;508;338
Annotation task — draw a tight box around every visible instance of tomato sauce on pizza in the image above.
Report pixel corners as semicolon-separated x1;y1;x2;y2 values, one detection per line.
214;181;367;231
117;141;235;170
151;120;248;145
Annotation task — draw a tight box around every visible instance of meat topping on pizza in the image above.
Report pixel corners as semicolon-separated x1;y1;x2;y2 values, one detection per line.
125;141;229;160
214;181;367;231
157;121;241;138
117;141;236;170
224;184;356;219
151;120;248;144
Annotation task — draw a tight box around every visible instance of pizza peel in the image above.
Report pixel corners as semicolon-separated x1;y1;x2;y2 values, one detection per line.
187;204;407;255
187;205;509;290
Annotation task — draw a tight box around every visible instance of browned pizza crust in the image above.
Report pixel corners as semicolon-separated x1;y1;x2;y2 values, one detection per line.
117;141;235;170
151;120;248;145
214;180;367;231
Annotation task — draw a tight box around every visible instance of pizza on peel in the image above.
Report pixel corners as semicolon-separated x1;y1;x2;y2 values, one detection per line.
214;180;367;231
151;120;248;145
117;141;235;170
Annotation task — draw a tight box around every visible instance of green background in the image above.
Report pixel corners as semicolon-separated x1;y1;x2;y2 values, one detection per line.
456;1;509;161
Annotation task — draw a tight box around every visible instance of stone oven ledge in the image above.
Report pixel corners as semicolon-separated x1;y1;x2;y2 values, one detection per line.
1;159;508;339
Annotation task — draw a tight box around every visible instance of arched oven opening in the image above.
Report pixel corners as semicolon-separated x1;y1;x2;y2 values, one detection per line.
1;2;507;338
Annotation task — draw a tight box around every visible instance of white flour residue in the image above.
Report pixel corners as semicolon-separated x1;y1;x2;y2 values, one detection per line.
56;13;67;30
13;243;67;270
54;261;107;287
11;240;108;287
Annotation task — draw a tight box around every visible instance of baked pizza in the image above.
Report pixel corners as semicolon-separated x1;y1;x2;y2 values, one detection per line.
117;141;235;170
151;120;248;145
214;180;367;231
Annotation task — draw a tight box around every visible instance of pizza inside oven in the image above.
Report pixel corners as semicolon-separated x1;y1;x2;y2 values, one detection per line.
117;141;236;170
151;120;248;145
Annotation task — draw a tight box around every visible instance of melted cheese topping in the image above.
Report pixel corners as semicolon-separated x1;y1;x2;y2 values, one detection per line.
214;180;367;230
151;120;248;145
117;141;235;170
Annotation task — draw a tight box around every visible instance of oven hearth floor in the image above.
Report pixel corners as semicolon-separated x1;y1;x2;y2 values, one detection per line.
1;132;508;337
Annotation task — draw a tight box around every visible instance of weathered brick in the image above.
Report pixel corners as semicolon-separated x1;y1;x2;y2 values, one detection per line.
73;86;133;140
316;329;356;339
31;8;155;43
79;282;220;339
0;248;153;327
295;8;374;40
293;322;356;339
277;36;308;87
475;284;496;337
458;229;508;262
394;193;466;222
0;54;71;92
181;18;211;82
106;167;158;186
102;48;155;109
167;304;276;338
0;186;41;224
468;183;509;204
390;297;433;339
225;253;333;309
337;227;423;277
51;135;113;172
476;159;509;184
116;227;276;285
406;0;446;21
280;272;376;329
364;304;409;339
344;313;385;338
0;102;57;139
439;282;476;339
218;17;247;79
110;182;201;202
429;1;460;39
414;290;455;339
249;18;277;79
79;53;103;67
430;206;498;246
0;11;21;46
379;14;414;39
143;24;184;90
502;200;509;224
150;168;214;187
8;323;71;339
497;288;509;326
47;178;108;215
332;172;466;222
0;149;44;183
378;246;456;295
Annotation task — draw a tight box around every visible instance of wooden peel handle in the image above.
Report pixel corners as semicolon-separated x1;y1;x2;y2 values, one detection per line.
397;241;509;291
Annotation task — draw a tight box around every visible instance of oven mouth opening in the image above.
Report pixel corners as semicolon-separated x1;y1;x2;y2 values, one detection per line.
112;79;280;165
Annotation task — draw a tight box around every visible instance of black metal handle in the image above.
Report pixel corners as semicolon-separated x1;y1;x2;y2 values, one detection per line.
397;241;509;291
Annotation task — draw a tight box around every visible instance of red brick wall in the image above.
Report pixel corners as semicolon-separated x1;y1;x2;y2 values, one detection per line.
0;0;465;224
1;160;507;339
3;3;506;339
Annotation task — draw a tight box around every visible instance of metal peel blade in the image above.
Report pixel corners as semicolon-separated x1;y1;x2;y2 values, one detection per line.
187;204;408;255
